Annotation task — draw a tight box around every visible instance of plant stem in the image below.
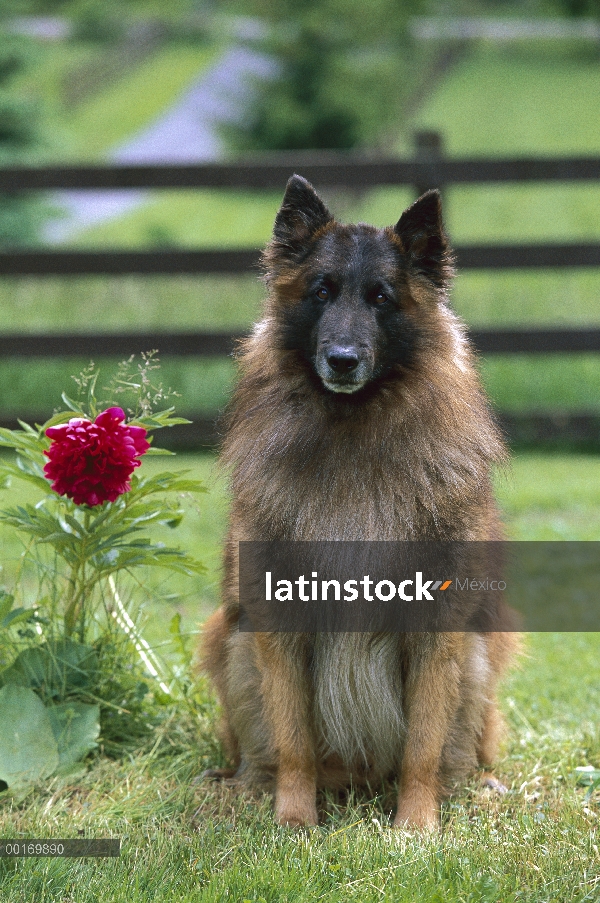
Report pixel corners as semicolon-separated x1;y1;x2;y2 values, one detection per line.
64;508;92;639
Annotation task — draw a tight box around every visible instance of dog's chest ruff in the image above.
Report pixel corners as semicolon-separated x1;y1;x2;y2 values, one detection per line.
312;634;405;776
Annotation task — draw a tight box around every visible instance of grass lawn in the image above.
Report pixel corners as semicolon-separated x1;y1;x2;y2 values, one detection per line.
0;452;599;901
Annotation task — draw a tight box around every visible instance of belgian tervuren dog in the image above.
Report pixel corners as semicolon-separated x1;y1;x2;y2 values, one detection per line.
200;176;516;828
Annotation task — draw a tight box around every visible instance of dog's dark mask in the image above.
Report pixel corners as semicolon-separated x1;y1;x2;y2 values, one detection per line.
265;175;452;396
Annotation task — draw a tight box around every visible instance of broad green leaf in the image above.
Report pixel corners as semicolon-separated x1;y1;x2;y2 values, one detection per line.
0;639;98;696
47;702;100;772
575;766;600;786
0;685;59;788
1;607;33;629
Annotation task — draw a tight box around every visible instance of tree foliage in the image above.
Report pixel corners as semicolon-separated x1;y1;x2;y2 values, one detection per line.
0;30;47;247
226;0;425;151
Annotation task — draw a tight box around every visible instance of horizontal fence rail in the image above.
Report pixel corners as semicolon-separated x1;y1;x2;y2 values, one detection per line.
2;156;600;191
1;243;600;275
1;148;599;448
1;329;600;358
0;412;598;451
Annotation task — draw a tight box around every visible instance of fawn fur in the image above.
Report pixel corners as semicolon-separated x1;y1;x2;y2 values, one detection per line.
200;175;517;828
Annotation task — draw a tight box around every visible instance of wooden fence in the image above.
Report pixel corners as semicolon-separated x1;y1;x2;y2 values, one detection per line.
1;135;599;447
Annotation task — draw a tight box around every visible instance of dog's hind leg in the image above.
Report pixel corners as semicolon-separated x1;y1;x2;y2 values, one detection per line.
476;631;519;766
476;702;504;767
199;607;240;767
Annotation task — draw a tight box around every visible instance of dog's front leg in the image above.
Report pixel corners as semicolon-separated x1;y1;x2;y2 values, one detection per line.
256;634;318;827
394;639;462;830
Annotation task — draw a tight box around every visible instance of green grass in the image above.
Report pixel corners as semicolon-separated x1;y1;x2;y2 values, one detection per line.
73;190;284;249
0;452;599;901
400;42;600;157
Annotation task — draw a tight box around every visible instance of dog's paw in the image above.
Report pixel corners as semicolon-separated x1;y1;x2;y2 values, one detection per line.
275;791;318;827
275;803;318;828
480;772;508;795
393;787;439;831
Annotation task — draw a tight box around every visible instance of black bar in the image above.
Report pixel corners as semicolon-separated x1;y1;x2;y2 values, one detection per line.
0;244;599;276
457;243;600;269
2;413;599;450
0;250;261;276
0;329;599;358
0;331;244;357
1;157;600;191
498;412;600;447
469;328;600;353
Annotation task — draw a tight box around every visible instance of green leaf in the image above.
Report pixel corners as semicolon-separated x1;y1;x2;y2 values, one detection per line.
2;607;33;629
585;778;600;801
61;392;86;414
0;685;59;788
63;514;87;537
0;591;15;623
169;613;192;669
0;639;98;696
575;766;600;786
130;408;192;430
144;446;175;456
40;410;78;431
0;429;45;455
16;419;39;436
46;702;100;772
0;461;51;493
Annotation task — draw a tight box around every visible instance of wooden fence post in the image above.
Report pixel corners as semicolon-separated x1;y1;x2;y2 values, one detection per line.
414;129;445;200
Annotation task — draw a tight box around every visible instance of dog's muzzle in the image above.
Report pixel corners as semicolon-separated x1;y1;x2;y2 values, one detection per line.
316;344;372;394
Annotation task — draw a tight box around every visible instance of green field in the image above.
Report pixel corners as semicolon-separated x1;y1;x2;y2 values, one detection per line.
0;451;599;901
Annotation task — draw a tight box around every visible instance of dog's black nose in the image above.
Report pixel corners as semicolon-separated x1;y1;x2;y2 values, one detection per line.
327;348;359;374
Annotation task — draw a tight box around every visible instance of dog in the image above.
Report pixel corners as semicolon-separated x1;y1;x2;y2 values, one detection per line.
200;175;517;829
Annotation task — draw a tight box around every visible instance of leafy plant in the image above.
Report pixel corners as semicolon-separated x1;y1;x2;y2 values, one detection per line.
0;356;206;788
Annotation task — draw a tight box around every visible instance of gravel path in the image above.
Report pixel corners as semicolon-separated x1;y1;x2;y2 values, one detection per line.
47;45;276;242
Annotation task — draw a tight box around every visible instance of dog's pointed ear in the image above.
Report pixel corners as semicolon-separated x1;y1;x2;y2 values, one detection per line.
394;190;453;288
271;175;333;259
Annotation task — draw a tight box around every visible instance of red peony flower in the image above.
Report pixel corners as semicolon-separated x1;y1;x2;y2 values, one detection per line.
43;407;150;507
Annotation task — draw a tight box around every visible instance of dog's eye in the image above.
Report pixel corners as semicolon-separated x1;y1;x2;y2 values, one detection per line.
315;287;329;301
374;291;387;304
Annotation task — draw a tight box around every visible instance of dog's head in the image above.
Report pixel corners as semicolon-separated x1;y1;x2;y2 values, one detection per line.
262;175;454;396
